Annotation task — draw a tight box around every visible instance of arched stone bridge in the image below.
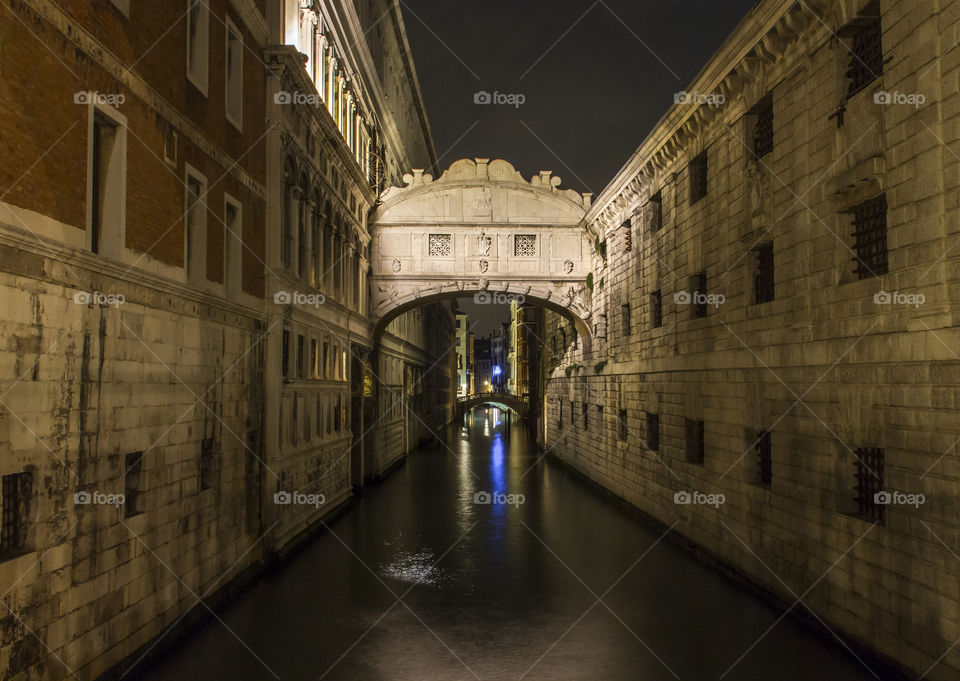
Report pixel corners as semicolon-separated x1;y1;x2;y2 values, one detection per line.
457;392;529;419
369;158;595;350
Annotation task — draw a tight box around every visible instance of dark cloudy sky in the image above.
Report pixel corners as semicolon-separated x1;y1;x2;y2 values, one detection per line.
402;0;761;195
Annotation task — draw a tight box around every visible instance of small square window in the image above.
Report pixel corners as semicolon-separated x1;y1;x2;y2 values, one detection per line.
428;234;452;257
514;234;537;257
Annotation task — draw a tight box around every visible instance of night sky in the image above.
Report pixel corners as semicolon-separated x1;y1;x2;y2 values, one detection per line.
407;1;761;332
403;0;761;195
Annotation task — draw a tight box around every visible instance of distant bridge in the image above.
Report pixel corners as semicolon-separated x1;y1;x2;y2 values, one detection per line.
457;392;528;418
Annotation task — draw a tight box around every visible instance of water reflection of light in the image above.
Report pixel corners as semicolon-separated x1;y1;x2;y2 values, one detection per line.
491;434;505;494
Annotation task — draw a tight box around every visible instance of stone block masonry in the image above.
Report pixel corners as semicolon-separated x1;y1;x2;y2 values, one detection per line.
543;0;960;679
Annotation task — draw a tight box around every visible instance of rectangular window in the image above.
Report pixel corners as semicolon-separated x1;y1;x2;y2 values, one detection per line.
334;394;342;432
514;234;537;257
225;18;243;129
685;419;705;465
185;171;207;284
311;339;319;378
124;452;144;518
558;400;563;429
304;396;311;440
650;290;663;328
316;396;323;436
754;242;775;304
851;194;888;279
689;151;708;204
224;197;242;298
649;190;662;231
692;271;707;318
291;394;299;446
322;341;329;379
569;401;575;425
282;330;290;378
0;472;31;558
646;413;660;452
581;403;588;431
621;303;632;336
200;437;218;490
846;2;883;98
618;409;628;441
297;334;305;379
854;447;884;523
755;430;772;487
751;93;774;159
88;109;126;256
186;0;210;95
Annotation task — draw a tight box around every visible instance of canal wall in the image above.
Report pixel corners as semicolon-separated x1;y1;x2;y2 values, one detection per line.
543;1;960;679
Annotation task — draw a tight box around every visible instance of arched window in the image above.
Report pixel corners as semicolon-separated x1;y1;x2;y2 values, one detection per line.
282;157;296;270
297;174;309;278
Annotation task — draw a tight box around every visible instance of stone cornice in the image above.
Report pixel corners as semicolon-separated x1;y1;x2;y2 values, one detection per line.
228;0;270;45
585;0;836;234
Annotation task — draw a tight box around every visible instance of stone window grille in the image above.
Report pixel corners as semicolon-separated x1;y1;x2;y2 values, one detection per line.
649;190;663;231
689;151;708;204
650;290;663;328
754;242;775;303
755;431;772;487
851;194;888;279
428;234;452;257
125;453;144;518
845;3;883;98
685;419;705;464
646;413;660;451
854;447;884;523
0;472;31;557
752;93;774;158
514;234;537;257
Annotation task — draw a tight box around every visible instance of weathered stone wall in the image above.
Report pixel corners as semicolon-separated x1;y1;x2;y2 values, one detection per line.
544;0;960;678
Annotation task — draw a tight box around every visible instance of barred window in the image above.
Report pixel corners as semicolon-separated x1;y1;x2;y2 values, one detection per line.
646;413;660;451
755;431;772;487
845;2;883;98
1;472;31;558
854;447;884;523
689;151;708;204
851;194;888;279
650;290;663;329
428;234;452;257
751;93;774;159
621;303;632;336
754;242;775;304
685;419;705;464
514;234;537;257
649;190;663;231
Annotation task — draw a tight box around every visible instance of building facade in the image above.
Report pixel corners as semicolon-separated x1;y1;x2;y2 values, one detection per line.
0;1;451;680
542;0;960;678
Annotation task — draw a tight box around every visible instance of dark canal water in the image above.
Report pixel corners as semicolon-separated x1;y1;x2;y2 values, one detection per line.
128;408;879;681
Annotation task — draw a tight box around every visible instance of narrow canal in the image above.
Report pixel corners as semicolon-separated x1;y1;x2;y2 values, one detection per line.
129;409;879;681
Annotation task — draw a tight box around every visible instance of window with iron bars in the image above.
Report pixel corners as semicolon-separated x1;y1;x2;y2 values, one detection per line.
621;303;632;336
851;194;888;279
685;419;705;465
618;409;628;441
1;472;31;558
754;242;775;304
755;431;772;487
845;2;883;98
853;447;884;523
646;412;660;451
649;190;663;231
751;93;774;159
689;151;708;204
650;290;663;328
